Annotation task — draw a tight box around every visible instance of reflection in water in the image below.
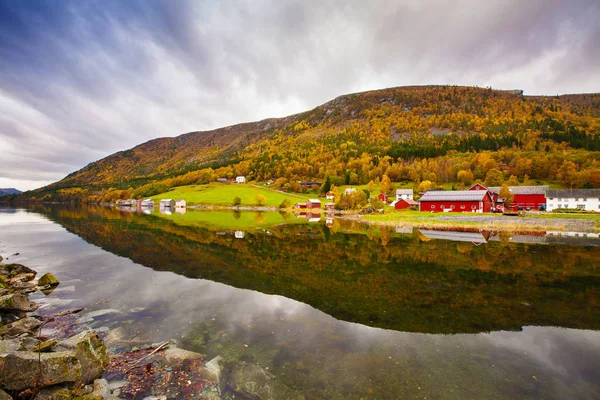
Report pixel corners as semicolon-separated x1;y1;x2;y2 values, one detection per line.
0;206;599;399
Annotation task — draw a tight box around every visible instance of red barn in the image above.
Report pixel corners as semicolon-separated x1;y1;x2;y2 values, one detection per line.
392;198;418;210
488;186;548;210
468;183;499;203
306;199;322;209
419;190;493;213
294;202;307;209
377;193;389;203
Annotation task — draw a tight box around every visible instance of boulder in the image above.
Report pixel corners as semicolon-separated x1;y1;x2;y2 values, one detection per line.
0;316;42;337
0;351;82;391
0;389;12;400
0;339;21;354
34;387;72;400
162;347;204;366
203;355;223;383
83;378;110;400
0;264;36;280
9;273;36;285
57;331;109;384
38;273;60;287
0;293;37;312
229;363;304;400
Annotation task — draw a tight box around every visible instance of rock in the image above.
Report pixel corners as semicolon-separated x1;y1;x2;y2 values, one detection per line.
9;273;36;285
143;397;167;400
0;316;42;337
107;379;128;390
83;378;110;400
34;387;72;400
38;273;60;287
0;264;36;280
57;331;109;384
229;363;304;400
32;339;58;352
0;389;12;400
104;327;126;346
0;351;82;391
0;293;37;312
0;339;21;354
203;355;223;383
162;347;204;366
19;337;41;351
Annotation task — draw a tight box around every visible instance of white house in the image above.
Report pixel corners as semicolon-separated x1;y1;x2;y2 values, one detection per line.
141;199;154;208
234;231;245;239
159;199;175;208
396;189;414;201
344;188;357;196
175;199;187;208
546;189;600;212
236;176;246;183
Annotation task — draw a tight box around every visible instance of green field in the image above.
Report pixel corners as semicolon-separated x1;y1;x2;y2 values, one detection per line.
151;183;314;207
154;209;307;230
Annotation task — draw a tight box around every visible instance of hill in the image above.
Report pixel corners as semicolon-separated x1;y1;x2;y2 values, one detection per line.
16;85;600;203
0;188;21;197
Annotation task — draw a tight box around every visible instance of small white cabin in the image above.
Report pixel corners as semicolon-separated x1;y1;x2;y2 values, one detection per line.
141;199;154;208
175;199;186;208
236;176;246;184
160;199;175;208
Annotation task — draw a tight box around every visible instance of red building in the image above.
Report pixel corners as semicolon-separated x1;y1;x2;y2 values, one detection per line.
377;193;389;203
294;203;307;209
306;199;322;209
488;186;548;210
468;183;499;203
392;198;418;210
419;190;493;213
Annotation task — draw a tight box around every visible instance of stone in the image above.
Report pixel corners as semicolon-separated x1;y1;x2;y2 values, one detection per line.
19;337;41;351
57;331;109;384
9;273;36;285
0;293;37;312
0;351;82;391
0;264;36;280
38;273;60;287
0;389;12;400
229;363;304;400
162;347;204;366
143;397;167;400
0;316;42;337
34;387;72;400
104;327;126;346
0;339;21;354
83;378;110;400
107;379;129;390
203;355;223;383
32;339;58;353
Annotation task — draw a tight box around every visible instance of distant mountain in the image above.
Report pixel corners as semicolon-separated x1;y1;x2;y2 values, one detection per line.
21;85;600;202
0;188;22;196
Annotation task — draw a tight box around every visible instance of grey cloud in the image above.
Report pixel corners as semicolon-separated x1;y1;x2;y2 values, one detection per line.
0;0;598;190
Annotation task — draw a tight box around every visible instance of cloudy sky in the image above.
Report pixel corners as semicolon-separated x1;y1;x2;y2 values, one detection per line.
1;0;599;191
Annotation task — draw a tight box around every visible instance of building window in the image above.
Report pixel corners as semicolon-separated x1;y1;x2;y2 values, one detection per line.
549;198;553;201
450;205;455;209
471;205;476;210
440;205;445;209
577;204;585;210
460;205;465;209
431;205;435;209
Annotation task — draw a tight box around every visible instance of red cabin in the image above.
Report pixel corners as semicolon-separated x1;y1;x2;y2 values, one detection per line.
377;193;389;203
419;190;493;213
393;198;418;210
306;199;322;209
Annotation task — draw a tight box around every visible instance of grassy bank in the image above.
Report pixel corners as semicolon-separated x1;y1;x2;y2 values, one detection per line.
150;183;314;207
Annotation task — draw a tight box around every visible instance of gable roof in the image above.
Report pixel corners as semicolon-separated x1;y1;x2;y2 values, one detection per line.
396;189;414;195
308;198;321;203
546;189;600;198
488;186;548;195
419;190;489;202
398;198;418;205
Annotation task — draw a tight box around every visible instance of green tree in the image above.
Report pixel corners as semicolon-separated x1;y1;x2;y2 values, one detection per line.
232;196;242;206
279;199;291;209
255;194;267;206
484;168;504;186
322;176;332;193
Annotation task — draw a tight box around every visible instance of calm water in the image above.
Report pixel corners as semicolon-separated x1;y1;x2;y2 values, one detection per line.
0;205;599;399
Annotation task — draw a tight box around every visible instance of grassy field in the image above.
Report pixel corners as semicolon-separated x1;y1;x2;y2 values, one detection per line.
151;183;314;207
155;209;306;230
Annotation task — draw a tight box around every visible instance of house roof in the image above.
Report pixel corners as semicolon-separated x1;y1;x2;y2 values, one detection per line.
396;189;414;195
488;186;548;195
546;189;600;198
308;198;321;203
419;190;488;202
160;199;173;202
400;199;418;205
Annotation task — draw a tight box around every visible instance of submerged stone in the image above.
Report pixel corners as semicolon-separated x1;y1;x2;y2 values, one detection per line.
0;316;42;337
0;351;82;391
229;363;304;400
34;386;72;400
0;293;37;312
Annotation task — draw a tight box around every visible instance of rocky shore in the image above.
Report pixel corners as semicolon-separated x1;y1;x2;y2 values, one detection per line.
0;256;304;400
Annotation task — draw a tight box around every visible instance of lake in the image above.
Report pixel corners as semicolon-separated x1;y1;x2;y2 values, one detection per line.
0;205;599;399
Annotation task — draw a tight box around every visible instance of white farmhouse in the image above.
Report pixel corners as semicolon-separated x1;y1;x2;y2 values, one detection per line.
236;176;246;184
396;189;414;201
546;189;600;211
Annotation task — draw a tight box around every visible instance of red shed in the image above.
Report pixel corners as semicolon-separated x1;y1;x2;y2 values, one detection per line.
377;193;389;203
294;202;307;209
419;190;493;213
306;199;322;209
488;186;548;210
393;198;418;210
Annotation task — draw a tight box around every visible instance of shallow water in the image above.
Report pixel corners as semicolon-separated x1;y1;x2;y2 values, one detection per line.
0;206;599;399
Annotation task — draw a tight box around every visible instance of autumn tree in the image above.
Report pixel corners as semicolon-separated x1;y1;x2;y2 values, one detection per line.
380;174;392;195
498;184;514;206
232;196;242;206
255;194;267;206
484;168;504;186
507;175;520;186
457;169;474;185
416;180;436;193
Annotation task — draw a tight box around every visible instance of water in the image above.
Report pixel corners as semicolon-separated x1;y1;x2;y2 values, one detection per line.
0;205;599;399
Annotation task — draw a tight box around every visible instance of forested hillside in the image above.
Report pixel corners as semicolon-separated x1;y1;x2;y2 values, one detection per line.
18;85;600;202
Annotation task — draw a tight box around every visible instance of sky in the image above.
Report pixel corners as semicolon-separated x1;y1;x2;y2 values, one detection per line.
0;0;599;191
